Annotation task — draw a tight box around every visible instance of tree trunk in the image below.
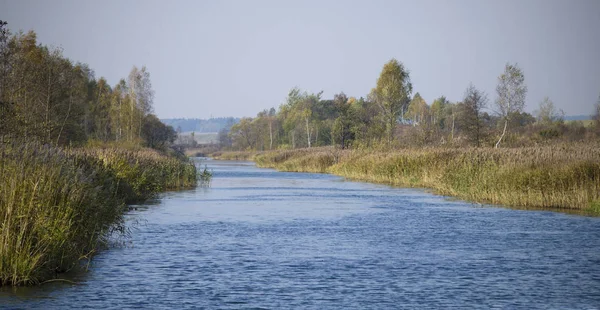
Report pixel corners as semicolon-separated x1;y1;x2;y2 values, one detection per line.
45;67;52;142
341;126;345;149
56;91;73;145
305;117;311;148
495;119;508;148
451;112;455;140
315;124;319;147
388;110;394;146
269;120;273;150
118;97;122;141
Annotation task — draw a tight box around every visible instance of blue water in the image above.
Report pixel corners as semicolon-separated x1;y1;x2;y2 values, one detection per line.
2;160;600;309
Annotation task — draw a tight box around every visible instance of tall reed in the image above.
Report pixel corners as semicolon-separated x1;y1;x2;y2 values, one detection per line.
0;141;197;285
250;145;600;212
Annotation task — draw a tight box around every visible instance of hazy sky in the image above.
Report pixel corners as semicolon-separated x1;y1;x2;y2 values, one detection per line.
2;0;599;118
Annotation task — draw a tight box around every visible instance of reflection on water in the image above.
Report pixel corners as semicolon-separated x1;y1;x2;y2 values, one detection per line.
2;160;600;309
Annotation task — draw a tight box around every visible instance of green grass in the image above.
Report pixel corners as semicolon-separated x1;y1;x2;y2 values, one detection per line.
0;141;197;286
245;145;600;213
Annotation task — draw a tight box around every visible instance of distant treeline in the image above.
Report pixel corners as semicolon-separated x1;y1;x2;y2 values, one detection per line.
162;117;239;133
0;20;176;149
222;59;600;151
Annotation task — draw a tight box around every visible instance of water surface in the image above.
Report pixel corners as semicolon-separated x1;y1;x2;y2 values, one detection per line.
2;160;600;309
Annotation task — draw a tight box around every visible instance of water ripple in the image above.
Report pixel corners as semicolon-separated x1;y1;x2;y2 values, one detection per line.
2;160;600;309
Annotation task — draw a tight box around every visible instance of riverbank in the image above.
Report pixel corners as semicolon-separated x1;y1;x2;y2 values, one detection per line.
0;141;197;286
214;145;600;213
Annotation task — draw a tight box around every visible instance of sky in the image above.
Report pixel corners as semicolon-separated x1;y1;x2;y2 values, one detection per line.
1;0;599;119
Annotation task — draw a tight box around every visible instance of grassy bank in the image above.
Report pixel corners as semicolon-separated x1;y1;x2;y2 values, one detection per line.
225;145;600;213
0;141;197;286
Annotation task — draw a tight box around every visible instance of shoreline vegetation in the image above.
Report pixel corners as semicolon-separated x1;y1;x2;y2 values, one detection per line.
213;145;600;214
0;21;197;286
205;47;600;218
0;141;197;286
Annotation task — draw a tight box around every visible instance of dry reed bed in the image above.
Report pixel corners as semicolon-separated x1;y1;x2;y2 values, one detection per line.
0;142;197;286
250;145;600;212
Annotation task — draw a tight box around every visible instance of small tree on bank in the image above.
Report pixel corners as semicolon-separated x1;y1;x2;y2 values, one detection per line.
535;97;563;125
495;63;527;148
373;59;412;145
462;84;488;147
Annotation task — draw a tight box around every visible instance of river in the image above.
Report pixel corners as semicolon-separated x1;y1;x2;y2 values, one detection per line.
2;159;600;309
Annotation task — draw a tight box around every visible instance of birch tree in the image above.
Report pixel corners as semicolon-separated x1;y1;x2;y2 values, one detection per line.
127;66;154;140
495;63;527;148
373;59;412;145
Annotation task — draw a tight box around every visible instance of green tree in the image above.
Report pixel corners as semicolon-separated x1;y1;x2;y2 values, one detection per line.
495;63;527;148
127;66;154;141
461;84;488;147
535;97;563;125
141;114;177;149
331;92;355;148
372;59;412;145
406;92;429;126
280;88;321;148
430;96;448;129
230;117;255;150
110;79;128;141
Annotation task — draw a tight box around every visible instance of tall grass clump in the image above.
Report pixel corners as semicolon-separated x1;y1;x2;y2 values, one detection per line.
0;141;197;286
0;142;123;285
249;145;600;212
75;147;197;202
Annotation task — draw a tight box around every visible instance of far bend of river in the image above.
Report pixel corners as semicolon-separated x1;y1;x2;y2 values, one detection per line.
2;159;600;309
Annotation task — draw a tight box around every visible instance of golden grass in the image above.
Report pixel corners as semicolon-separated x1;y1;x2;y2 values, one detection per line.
0;141;197;286
235;145;600;212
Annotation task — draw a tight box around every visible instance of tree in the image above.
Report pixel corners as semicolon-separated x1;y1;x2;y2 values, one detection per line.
0;24;162;148
230;117;255;150
373;59;412;145
446;102;458;141
267;107;277;149
495;63;527;148
461;84;488;147
141;114;176;149
535;97;563;125
218;127;232;148
127;66;154;140
110;79;128;141
90;77;113;141
332;92;354;148
430;96;448;129
406;92;429;126
280;88;321;148
0;20;9;101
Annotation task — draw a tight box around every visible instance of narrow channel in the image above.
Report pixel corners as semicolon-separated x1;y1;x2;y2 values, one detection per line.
2;159;600;309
